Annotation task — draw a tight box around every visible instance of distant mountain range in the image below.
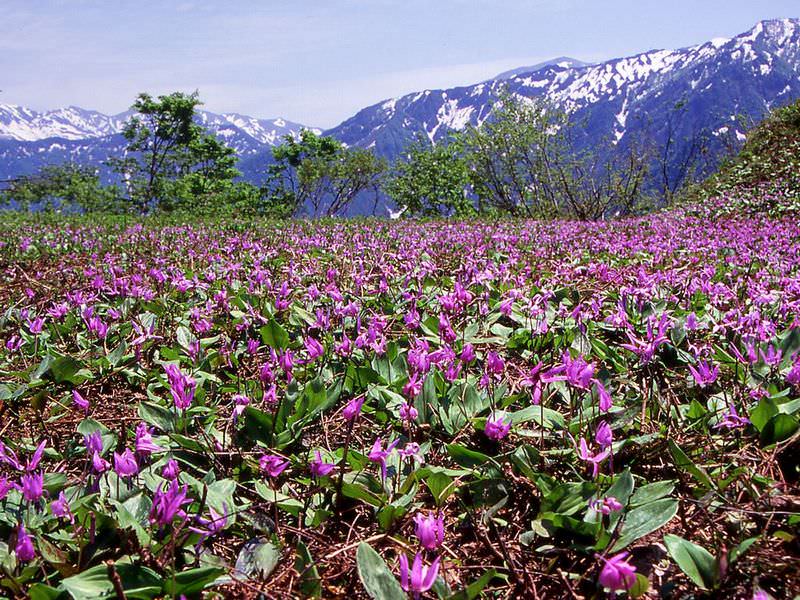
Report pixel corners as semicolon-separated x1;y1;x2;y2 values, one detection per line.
2;18;799;210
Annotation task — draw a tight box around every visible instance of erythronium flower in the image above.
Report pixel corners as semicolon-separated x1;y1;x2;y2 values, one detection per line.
149;480;191;527
72;390;90;414
460;343;476;363
399;552;440;599
399;401;418;423
92;452;111;473
304;336;324;361
400;442;423;463
403;372;424;398
51;491;74;523
342;397;365;421
190;505;229;544
232;393;250;421
590;496;624;515
164;363;196;410
485;351;505;378
21;472;44;503
688;360;719;388
14;523;35;562
259;454;290;478
595;421;613;449
578;438;611;479
84;431;103;456
113;449;138;478
414;512;445;550
368;438;400;480
714;404;750;429
0;477;13;501
135;423;162;456
596;552;637;592
484;413;511;441
309;451;334;478
162;459;180;480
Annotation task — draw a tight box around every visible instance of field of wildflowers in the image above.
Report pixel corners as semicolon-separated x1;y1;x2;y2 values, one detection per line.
0;196;798;599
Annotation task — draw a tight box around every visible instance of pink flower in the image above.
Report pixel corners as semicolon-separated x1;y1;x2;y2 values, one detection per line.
484;413;511;441
399;552;440;598
309;451;334;478
369;438;400;480
399;401;418;423
597;552;637;591
595;421;613;449
135;423;162;455
72;390;90;414
688;360;719;388
578;438;610;479
591;496;623;515
414;512;444;550
342;397;365;421
51;491;74;523
15;523;35;562
113;449;138;478
259;454;289;478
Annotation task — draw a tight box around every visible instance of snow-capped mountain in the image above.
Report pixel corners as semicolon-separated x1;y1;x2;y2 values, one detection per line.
326;18;800;160
1;18;799;196
0;104;313;153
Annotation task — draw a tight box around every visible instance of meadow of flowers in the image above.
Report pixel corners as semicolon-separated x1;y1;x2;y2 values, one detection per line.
0;197;798;599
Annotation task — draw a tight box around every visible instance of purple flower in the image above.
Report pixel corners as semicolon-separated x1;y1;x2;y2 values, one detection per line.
135;423;162;455
414;512;444;550
578;438;610;479
460;343;476;363
162;459;180;480
369;438;400;480
113;449;138;478
399;552;440;598
84;431;104;456
595;421;613;449
590;496;623;515
72;390;90;414
403;372;424;399
596;381;613;412
597;552;637;591
259;454;290;478
164;363;196;410
688;360;719;388
342;397;365;421
14;524;35;562
92;452;110;473
190;505;228;544
484;413;511;441
149;480;191;527
21;472;43;503
399;401;419;423
0;477;13;501
714;404;750;429
51;491;74;523
304;336;325;361
232;393;250;421
309;450;334;478
485;351;505;378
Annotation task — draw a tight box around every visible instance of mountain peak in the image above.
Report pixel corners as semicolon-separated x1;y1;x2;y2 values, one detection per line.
494;57;590;81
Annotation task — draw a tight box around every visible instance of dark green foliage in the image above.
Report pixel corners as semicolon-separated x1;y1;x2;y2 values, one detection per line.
264;130;386;217
0;163;122;213
385;135;474;217
109;91;242;213
689;98;800;206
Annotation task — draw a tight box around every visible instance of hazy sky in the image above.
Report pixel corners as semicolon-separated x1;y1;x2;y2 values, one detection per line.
2;1;797;128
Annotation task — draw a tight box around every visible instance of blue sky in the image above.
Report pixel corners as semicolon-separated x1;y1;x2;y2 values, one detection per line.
2;1;797;128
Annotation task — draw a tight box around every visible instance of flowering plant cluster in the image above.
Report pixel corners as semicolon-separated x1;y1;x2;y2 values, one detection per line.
0;199;798;598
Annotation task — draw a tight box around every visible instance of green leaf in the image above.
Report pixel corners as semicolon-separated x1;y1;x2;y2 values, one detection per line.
162;566;225;596
425;471;458;506
605;469;634;529
628;573;650;599
664;534;718;590
295;541;322;598
750;398;778;432
234;538;280;580
28;583;65;600
668;440;714;489
760;414;798;445
629;480;675;507
448;568;497;600
729;536;758;563
611;498;679;551
137;401;176;433
446;444;494;469
356;543;405;600
260;319;290;349
60;563;162;599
